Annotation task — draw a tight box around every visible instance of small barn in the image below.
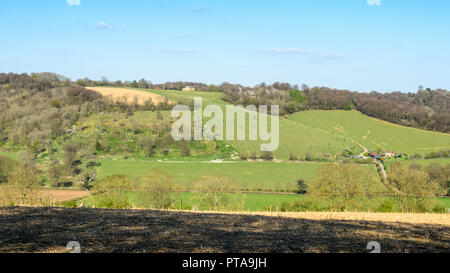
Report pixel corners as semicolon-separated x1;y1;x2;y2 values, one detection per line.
182;86;196;91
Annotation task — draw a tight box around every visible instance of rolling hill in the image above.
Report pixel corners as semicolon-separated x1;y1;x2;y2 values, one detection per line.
139;88;450;159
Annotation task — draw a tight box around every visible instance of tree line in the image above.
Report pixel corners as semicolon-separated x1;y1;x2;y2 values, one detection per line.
3;73;448;135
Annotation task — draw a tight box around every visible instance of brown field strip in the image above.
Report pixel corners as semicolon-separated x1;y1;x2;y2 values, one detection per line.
170;210;450;226
87;87;172;105
0;207;448;253
37;190;91;202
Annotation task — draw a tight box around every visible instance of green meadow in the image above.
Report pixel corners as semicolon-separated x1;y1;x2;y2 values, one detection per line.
141;88;359;159
77;191;450;211
288;110;450;155
129;192;303;211
97;159;325;191
385;158;450;168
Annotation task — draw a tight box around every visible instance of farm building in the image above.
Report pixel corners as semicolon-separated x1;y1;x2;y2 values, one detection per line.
384;151;395;158
369;152;382;160
182;86;196;91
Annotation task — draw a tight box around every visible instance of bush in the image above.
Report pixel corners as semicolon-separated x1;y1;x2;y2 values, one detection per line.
376;199;394;213
52;181;74;188
193;176;244;211
289;153;298;161
137;169;178;209
425;163;450;196
296;179;308;195
239;152;248;160
388;163;444;212
0;157;16;184
0;165;41;206
180;140;190;157
308;164;379;211
432;203;447;213
92;175;133;209
281;199;315;212
305;151;316;161
261;151;274;161
50;99;61;108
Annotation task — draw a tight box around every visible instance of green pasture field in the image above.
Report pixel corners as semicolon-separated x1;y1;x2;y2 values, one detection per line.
96;159;327;191
139;88;449;159
288;110;450;155
129;191;303;211
384;158;450;168
77;191;450;211
139;88;360;159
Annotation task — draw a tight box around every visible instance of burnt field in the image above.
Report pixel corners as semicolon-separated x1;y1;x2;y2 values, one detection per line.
0;207;448;253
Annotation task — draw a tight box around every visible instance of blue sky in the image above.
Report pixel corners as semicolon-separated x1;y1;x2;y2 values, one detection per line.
0;0;449;92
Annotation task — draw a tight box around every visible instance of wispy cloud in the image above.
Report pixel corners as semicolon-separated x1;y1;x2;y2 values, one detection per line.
96;22;127;30
190;6;204;11
173;49;201;53
178;32;193;37
66;0;81;6
265;48;313;54
96;22;112;29
367;0;381;6
264;48;341;59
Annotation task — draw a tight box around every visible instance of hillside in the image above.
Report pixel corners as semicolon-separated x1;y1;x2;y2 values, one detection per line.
60;87;448;194
140;88;450;159
1;84;449;214
288;110;450;155
136;88;357;159
1;207;448;253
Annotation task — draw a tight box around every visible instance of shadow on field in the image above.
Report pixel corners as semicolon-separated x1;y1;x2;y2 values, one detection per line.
0;207;448;253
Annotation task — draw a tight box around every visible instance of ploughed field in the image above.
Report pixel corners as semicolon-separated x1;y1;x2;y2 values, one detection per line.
0;207;448;253
87;87;172;105
37;190;91;202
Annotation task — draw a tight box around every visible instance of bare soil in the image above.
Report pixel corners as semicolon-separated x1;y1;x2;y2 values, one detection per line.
37;190;91;202
87;87;172;105
0;207;448;253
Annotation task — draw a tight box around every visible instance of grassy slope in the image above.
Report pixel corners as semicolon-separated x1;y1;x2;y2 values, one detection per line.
140;88;358;159
385;158;450;168
0;151;19;160
141;88;450;158
288;110;450;155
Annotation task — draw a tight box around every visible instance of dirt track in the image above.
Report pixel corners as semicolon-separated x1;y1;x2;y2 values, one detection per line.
0;207;448;253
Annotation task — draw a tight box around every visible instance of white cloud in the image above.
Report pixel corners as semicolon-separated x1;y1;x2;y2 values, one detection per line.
95;23;126;30
67;0;81;6
367;0;381;6
97;22;111;29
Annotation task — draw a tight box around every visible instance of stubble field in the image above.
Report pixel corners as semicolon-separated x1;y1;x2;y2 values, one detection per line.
0;207;448;253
